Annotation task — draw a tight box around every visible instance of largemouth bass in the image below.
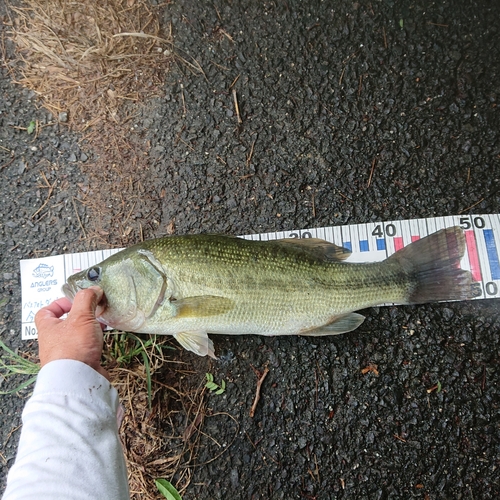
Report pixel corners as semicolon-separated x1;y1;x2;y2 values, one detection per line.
63;227;475;358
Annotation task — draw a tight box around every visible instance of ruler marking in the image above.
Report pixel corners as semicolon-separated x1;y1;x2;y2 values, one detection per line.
80;252;87;273
390;220;402;255
418;218;428;239
358;223;368;252
465;230;482;282
72;253;79;273
474;221;491;284
483;229;500;280
341;225;352;252
400;223;407;248
347;225;359;252
324;226;333;245
489;215;500;286
332;225;342;248
425;217;431;245
393;236;404;251
63;254;67;288
361;223;368;252
401;222;409;247
426;217;435;235
385;221;393;256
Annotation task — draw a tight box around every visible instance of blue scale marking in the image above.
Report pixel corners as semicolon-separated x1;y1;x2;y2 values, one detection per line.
376;239;386;251
484;229;500;280
359;240;369;252
343;241;352;252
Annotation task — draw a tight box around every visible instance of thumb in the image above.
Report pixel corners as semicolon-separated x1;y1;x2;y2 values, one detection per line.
68;286;104;321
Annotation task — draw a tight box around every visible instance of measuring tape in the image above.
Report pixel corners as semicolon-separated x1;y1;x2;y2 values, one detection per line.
20;214;500;339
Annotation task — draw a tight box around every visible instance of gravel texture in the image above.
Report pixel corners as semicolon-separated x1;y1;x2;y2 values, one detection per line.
1;0;499;498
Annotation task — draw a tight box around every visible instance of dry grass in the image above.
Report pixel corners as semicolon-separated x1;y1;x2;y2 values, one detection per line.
9;0;171;124
105;334;209;499
6;0;201;247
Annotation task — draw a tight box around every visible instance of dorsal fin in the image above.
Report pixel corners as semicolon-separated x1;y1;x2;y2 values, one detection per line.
273;238;351;261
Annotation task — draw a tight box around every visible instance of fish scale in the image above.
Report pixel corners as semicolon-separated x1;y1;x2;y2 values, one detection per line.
145;236;399;315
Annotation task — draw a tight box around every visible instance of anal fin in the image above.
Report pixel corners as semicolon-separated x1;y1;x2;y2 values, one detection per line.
300;313;365;336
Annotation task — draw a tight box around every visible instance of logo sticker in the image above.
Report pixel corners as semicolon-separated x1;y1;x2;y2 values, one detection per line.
32;263;54;279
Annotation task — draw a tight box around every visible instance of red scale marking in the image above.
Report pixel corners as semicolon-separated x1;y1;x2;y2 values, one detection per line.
394;237;404;252
411;235;420;242
464;230;482;282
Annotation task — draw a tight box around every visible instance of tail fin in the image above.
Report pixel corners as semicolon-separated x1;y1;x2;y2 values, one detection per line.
387;226;475;304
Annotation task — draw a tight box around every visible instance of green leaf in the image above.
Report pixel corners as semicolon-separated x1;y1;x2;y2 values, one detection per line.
27;121;36;134
0;339;16;357
0;339;40;376
0;375;38;395
436;380;442;393
205;372;226;394
399;18;404;29
215;379;226;395
155;479;182;500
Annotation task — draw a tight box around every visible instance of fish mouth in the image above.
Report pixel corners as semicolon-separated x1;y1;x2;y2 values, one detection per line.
62;282;78;301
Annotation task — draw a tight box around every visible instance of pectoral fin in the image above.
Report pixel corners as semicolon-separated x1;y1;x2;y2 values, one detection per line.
173;296;234;318
300;313;365;336
174;331;216;359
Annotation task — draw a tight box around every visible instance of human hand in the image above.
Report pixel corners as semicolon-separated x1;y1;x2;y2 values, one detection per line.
35;286;109;380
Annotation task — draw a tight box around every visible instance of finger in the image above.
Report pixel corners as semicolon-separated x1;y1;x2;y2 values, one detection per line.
35;297;73;328
68;287;104;321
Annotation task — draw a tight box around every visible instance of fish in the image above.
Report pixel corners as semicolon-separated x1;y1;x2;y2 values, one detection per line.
62;226;476;358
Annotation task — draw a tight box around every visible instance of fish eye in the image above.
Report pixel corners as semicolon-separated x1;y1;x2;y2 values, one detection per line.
87;267;101;282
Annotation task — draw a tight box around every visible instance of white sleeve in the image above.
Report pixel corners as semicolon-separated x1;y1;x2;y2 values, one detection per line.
2;359;129;500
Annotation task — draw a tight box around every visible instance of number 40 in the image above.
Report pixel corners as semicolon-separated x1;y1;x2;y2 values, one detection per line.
371;224;397;238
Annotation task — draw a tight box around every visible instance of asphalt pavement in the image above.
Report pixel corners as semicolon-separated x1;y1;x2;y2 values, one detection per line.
1;1;499;498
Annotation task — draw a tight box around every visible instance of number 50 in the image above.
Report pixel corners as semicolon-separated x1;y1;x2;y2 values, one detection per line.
460;216;486;230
